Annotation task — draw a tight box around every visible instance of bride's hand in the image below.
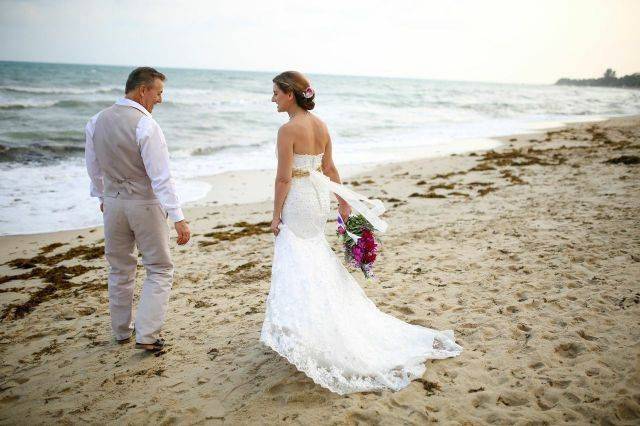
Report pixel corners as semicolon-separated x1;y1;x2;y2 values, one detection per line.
338;203;351;222
271;217;282;236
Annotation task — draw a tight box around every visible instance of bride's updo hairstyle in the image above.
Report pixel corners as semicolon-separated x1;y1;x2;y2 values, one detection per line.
273;71;315;110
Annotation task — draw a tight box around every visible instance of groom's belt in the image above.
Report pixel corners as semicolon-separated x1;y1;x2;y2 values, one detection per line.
292;166;322;178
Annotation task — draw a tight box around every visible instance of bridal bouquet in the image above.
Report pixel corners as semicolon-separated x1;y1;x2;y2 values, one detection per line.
337;214;379;279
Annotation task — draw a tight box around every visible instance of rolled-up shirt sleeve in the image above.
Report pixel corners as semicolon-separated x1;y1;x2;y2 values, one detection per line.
137;117;185;223
84;113;104;201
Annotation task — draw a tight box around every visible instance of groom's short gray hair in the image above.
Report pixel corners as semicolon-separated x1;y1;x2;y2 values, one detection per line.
125;67;166;93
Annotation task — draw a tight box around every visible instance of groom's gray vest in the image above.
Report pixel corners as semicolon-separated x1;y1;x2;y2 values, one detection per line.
93;105;156;200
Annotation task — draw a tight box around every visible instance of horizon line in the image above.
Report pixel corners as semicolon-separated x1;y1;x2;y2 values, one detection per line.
0;58;554;87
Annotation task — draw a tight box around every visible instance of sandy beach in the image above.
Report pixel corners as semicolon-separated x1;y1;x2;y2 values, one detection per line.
1;116;639;425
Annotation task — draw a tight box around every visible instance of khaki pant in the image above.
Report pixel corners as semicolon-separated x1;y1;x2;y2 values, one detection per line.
103;197;173;344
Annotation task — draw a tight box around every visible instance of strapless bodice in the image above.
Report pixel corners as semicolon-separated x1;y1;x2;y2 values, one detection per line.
281;153;329;238
292;153;323;170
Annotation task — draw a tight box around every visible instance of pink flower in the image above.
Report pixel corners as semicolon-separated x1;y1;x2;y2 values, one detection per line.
338;227;346;235
303;87;315;99
352;246;364;263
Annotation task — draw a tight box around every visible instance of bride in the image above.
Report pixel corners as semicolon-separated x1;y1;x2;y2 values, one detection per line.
260;71;462;395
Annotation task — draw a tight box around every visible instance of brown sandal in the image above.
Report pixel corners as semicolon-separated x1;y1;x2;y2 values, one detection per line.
116;335;132;344
116;327;135;344
135;338;165;352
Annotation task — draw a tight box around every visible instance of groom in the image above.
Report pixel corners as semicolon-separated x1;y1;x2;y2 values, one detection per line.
84;67;190;351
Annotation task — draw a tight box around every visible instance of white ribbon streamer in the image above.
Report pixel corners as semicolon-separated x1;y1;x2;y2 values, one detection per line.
309;170;388;233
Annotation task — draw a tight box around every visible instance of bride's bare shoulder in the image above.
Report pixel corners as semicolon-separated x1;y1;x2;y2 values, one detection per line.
310;114;329;134
277;121;298;136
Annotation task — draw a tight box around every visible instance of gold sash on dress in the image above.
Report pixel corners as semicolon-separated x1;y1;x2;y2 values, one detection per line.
292;166;323;178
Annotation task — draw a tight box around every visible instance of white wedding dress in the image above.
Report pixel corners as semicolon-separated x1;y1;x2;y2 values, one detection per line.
260;153;463;395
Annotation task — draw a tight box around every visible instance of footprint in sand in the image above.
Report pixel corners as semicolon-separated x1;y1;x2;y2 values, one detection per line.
471;392;493;408
517;323;531;332
577;330;598;341
549;379;572;389
616;397;640;421
585;367;599;377
534;387;560;410
266;375;320;400
496;390;529;407
529;361;545;370
562;391;580;404
505;306;519;314
554;342;586;359
344;411;383;425
393;305;414;315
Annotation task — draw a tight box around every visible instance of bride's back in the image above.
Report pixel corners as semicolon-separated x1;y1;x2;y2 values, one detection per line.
287;114;329;156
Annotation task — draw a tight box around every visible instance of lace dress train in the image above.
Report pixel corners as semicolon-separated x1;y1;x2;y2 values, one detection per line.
260;154;462;395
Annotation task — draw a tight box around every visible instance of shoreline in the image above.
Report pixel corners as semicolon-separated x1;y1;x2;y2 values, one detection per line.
0;115;638;423
0;114;615;239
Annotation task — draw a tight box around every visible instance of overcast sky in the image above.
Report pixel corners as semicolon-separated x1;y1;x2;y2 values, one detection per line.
1;0;638;84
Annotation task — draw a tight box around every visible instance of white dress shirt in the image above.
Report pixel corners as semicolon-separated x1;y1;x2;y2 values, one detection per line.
84;98;185;222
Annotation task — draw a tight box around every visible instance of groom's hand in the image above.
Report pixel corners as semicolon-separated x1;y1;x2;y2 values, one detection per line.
174;220;191;245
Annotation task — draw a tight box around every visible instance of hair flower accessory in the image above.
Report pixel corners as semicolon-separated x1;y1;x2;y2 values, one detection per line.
302;87;315;99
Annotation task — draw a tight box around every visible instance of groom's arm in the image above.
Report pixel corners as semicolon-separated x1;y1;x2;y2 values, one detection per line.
137;117;185;223
84;113;104;206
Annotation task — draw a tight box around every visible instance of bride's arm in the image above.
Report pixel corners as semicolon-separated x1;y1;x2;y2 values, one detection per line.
321;134;352;220
271;126;294;235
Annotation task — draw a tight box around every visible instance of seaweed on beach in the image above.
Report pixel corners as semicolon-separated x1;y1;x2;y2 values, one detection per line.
380;197;405;208
433;171;467;179
428;183;455;191
477;187;498;197
198;240;217;248
207;221;271;241
31;339;61;362
224;260;269;283
409;192;446;199
415;378;441;396
611;140;634;151
604;155;640;165
1;264;97;320
189;299;212;309
448;191;470;198
468;164;496;172
500;170;527;185
6;244;104;269
586;125;613;144
466;182;493;187
39;243;66;254
480;149;552;167
199;221;271;247
7;258;39;269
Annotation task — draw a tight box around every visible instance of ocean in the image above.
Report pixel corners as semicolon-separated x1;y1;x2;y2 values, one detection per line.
1;61;639;235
